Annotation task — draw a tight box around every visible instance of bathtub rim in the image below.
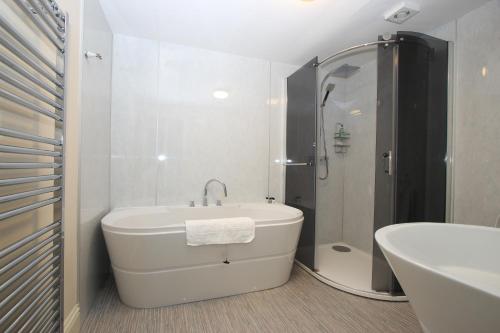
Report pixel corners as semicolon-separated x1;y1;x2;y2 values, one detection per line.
375;222;500;299
102;202;304;234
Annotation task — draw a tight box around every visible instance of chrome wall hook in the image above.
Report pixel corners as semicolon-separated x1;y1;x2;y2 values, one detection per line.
84;51;103;60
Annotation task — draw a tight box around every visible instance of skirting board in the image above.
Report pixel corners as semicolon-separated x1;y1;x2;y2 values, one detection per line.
64;304;80;333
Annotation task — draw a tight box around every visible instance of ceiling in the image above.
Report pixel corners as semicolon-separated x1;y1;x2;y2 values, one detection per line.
99;0;489;65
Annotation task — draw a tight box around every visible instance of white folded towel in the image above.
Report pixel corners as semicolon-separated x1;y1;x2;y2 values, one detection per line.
185;217;255;246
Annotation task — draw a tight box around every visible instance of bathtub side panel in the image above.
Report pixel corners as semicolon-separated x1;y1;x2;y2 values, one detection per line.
113;253;295;308
103;231;228;271
103;219;303;271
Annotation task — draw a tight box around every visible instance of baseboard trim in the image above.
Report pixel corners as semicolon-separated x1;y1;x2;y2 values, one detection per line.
64;304;80;333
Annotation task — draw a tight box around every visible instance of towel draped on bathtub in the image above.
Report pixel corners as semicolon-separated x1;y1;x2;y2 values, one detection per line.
185;217;255;246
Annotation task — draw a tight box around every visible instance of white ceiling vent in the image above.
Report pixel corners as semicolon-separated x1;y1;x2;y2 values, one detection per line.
384;2;420;24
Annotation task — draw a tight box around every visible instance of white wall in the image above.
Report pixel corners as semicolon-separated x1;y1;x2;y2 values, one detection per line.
79;0;113;322
429;0;500;228
110;34;296;207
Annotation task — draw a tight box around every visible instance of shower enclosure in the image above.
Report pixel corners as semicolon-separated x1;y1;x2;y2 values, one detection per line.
286;32;449;300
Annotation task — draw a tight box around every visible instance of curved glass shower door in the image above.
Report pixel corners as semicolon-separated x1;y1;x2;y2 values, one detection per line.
287;33;449;300
314;45;382;297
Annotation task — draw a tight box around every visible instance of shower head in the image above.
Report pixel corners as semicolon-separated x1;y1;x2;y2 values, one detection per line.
321;83;336;107
331;64;360;79
325;83;336;93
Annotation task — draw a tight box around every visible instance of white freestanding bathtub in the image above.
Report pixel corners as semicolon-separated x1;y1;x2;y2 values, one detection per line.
102;203;303;308
376;223;500;333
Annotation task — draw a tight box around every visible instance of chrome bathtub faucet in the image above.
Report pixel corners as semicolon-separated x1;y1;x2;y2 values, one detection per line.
203;179;227;206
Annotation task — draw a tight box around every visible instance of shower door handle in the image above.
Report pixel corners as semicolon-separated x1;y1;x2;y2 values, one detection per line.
283;161;314;167
383;151;393;175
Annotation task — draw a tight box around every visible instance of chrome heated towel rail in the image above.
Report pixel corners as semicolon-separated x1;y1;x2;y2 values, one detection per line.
0;0;66;332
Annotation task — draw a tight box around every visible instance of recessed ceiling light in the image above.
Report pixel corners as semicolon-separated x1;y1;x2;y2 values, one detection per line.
213;90;229;99
157;154;167;161
481;66;488;77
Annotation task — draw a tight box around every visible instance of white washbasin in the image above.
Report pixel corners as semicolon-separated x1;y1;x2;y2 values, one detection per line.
375;223;500;333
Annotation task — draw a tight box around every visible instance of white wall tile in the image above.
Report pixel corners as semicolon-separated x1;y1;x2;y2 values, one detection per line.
110;156;158;207
315;63;347;246
342;59;377;254
110;38;293;207
79;0;113;320
452;0;500;227
110;35;159;159
155;43;270;205
268;62;299;203
430;0;500;227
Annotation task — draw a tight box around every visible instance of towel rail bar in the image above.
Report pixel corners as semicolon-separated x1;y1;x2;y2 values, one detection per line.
0;270;58;328
40;0;65;28
0;186;62;204
0;162;62;169
13;0;64;50
0;71;63;109
0;249;60;296
0;34;63;87
0;261;59;313
41;313;60;333
14;289;59;333
1;1;66;330
0;175;62;186
0;53;63;99
26;0;65;40
31;305;58;333
0;221;61;258
0;144;62;157
0;14;62;76
0;197;62;221
0;127;61;146
0;89;63;121
0;232;60;276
